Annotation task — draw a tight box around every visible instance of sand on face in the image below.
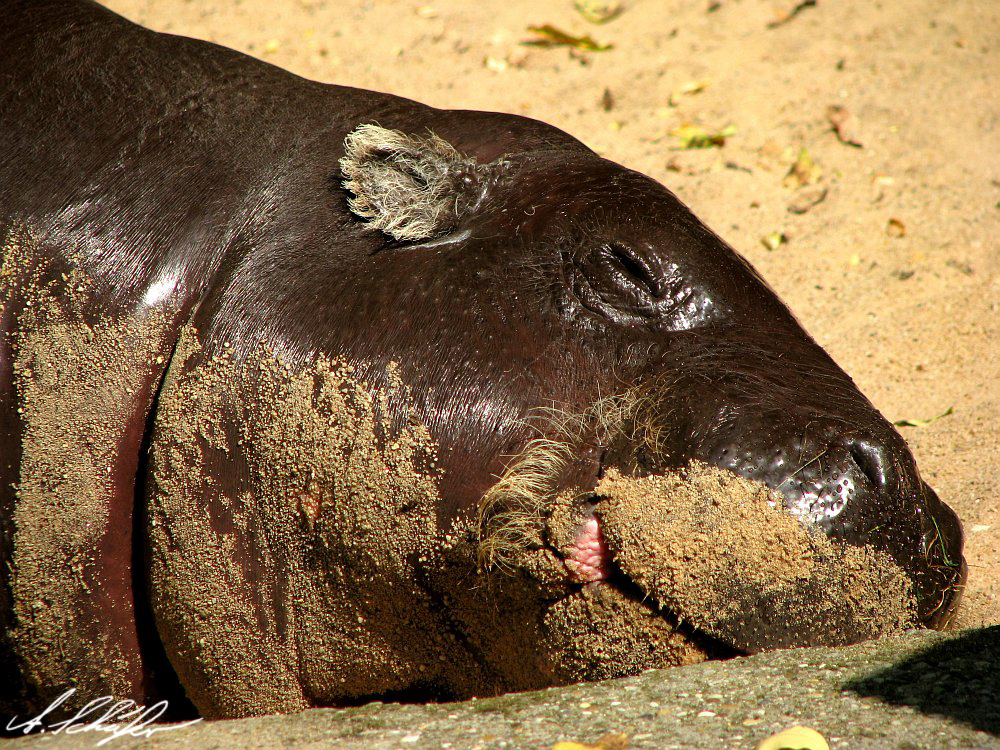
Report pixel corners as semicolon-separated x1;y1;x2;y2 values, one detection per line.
144;335;711;716
596;464;916;652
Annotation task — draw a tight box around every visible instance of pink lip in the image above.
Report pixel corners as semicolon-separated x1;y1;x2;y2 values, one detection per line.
564;516;611;582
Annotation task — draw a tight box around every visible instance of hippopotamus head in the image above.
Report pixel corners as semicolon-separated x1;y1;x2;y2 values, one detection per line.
326;125;965;647
136;123;965;715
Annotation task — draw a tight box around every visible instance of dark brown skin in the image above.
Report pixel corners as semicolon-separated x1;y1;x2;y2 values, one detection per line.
0;0;965;721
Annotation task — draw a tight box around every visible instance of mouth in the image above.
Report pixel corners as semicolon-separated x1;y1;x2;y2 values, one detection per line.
549;463;928;654
562;514;612;583
476;397;961;660
912;484;967;629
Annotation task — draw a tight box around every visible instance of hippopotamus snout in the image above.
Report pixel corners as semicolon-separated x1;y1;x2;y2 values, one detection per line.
630;331;966;630
704;415;965;625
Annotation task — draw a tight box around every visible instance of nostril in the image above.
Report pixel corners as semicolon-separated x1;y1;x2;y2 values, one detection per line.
847;439;888;492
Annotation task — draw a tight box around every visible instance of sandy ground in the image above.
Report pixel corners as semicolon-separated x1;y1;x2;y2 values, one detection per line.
101;0;999;627
11;628;1000;749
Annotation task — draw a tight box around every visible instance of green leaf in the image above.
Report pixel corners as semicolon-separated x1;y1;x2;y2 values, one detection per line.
524;24;612;51
783;147;821;188
757;725;829;750
671;123;735;149
761;231;787;251
893;406;954;428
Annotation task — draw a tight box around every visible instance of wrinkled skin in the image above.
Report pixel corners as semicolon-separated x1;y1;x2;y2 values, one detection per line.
0;0;964;721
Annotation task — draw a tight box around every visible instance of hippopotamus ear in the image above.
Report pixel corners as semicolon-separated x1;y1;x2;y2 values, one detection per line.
340;123;487;241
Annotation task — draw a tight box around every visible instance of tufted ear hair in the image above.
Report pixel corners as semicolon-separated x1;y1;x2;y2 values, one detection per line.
340;123;488;242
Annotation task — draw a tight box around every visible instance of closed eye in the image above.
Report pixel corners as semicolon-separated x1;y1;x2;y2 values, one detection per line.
603;243;662;299
568;239;725;330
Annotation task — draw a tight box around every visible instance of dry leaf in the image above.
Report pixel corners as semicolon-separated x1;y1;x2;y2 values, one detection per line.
524;25;612;51
757;725;829;750
894;406;954;428
887;217;906;237
787;186;828;214
553;733;629;750
827;104;863;147
669;79;710;105
574;0;623;24
783;148;821;188
484;56;507;72
767;0;817;28
600;87;615;111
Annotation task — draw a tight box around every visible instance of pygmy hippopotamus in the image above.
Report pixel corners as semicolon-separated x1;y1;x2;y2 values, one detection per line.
0;0;965;721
